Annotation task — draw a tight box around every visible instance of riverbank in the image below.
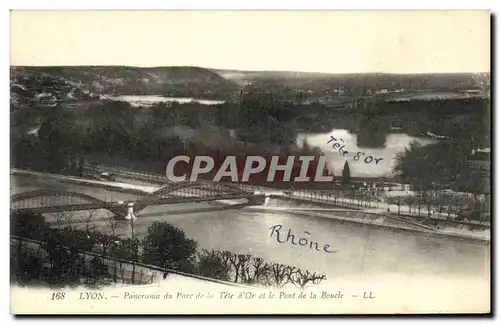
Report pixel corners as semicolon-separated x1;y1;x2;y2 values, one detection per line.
252;206;489;244
11;168;160;196
11;169;489;243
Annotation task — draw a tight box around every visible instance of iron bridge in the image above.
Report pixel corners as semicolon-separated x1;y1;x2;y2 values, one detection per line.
11;181;266;215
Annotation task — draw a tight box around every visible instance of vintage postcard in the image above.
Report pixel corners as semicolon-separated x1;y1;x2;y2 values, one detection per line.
9;10;491;314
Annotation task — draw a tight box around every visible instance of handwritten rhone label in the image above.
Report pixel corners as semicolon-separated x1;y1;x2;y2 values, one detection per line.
269;224;337;254
327;136;383;164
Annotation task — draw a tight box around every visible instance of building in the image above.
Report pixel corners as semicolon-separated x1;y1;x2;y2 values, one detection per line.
467;148;491;172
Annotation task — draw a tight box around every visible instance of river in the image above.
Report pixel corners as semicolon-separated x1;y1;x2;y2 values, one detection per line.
11;174;490;286
105;95;225;107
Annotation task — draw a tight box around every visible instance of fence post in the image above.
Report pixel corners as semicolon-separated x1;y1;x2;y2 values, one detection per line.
132;261;136;285
16;236;23;278
113;259;117;283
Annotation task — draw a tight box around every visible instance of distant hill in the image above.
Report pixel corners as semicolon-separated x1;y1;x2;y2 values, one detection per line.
10;66;237;100
212;68;490;93
10;68;97;112
10;65;490;114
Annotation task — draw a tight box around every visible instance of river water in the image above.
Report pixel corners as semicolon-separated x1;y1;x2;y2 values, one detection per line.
11;174;489;286
105;95;225;107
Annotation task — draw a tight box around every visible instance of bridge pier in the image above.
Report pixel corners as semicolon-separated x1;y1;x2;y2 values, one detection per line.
248;192;268;206
124;202;138;220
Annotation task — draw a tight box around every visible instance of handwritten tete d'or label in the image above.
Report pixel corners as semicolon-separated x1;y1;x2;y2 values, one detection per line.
327;136;349;156
327;135;383;164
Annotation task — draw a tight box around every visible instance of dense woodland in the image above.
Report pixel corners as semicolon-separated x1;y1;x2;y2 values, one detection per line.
11;93;490;194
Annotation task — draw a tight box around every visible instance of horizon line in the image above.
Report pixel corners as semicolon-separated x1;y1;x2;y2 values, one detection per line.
9;65;490;76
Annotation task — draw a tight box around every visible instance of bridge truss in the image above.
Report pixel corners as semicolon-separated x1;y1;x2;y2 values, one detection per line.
11;181;259;215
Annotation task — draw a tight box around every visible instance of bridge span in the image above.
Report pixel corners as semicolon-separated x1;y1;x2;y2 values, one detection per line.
11;180;267;217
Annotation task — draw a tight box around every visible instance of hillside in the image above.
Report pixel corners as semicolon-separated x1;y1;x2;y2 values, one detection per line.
10;66;238;100
212;68;489;94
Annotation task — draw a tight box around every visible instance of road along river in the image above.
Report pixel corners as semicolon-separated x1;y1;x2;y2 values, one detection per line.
11;174;490;295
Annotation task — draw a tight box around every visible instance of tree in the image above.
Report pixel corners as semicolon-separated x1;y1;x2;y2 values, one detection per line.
394;140;473;191
269;262;294;288
151;102;173;124
43;228;93;286
301;139;311;154
357;114;387;148
227;254;252;283
88;257;109;285
104;216;124;282
37;110;83;174
85;100;136;156
10;211;49;280
403;195;417;213
141;221;198;271
196;249;231;281
10;135;46;171
290;269;327;289
248;257;271;286
342;161;351;187
10;211;48;240
110;238;138;262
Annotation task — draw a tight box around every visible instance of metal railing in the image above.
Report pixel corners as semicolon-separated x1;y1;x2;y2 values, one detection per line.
84;164;168;184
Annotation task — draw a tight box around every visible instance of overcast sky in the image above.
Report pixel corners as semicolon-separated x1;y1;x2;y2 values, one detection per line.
10;10;490;73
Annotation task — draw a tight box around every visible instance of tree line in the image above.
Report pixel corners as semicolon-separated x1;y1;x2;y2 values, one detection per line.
394;140;489;195
11;99;321;177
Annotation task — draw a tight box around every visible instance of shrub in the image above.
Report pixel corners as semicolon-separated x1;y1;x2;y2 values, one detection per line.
141;221;198;270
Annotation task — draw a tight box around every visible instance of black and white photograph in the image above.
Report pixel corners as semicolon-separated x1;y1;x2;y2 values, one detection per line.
9;10;491;314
